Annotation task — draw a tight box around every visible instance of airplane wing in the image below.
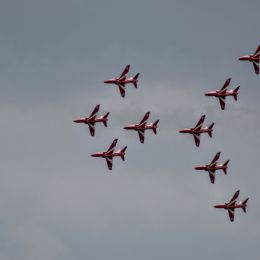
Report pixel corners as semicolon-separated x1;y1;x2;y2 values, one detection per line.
209;152;221;167
118;85;126;97
253;62;259;75
194;115;205;131
228;208;235;222
119;64;130;79
218;96;226;110
105;157;113;170
219;78;231;93
88;123;95;136
107;139;118;153
138;129;145;143
193;133;201;147
139;112;150;125
208;170;215;184
228;190;240;205
89;104;100;119
254;45;260;56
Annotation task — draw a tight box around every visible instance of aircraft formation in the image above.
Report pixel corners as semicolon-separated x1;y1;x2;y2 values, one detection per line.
74;45;259;222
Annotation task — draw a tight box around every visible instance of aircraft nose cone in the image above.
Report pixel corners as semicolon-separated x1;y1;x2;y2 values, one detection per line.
239;56;247;60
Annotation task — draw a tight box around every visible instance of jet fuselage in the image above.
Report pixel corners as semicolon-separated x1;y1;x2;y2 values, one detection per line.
239;55;260;62
214;203;245;210
91;150;123;158
179;128;212;134
205;90;238;97
73;116;107;124
123;123;157;131
194;164;228;171
104;77;138;85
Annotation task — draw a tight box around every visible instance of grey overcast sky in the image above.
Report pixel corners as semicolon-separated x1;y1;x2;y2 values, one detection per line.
0;0;260;259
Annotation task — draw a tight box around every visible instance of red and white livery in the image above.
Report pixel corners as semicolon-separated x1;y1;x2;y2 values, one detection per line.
91;139;127;170
123;112;159;143
73;104;109;136
214;190;249;222
205;78;240;110
194;152;229;183
179;115;214;147
239;45;260;74
104;64;139;97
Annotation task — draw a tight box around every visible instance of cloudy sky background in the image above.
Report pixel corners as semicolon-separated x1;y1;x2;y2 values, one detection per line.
0;0;260;259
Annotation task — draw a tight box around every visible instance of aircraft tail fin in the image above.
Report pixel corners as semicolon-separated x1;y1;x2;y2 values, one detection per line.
253;61;259;74
254;45;260;56
208;123;214;138
223;160;229;174
133;73;139;88
102;112;110;127
120;146;127;161
242;198;249;213
152;120;159;134
253;49;260;62
255;55;260;63
234;86;240;101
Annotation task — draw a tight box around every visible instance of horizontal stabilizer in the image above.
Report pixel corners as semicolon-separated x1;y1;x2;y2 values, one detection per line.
208;123;214;138
120;146;127;161
103;112;110;127
254;45;260;56
234;86;240;101
152;120;159;134
242;198;249;213
133;73;139;88
222;160;229;174
253;62;259;75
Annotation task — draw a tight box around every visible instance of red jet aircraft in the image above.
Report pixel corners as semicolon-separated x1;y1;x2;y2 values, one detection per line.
239;45;260;74
205;78;240;110
194;152;229;183
91;139;127;170
179;115;214;147
73;104;109;136
123;112;159;143
214;190;249;222
104;64;140;97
